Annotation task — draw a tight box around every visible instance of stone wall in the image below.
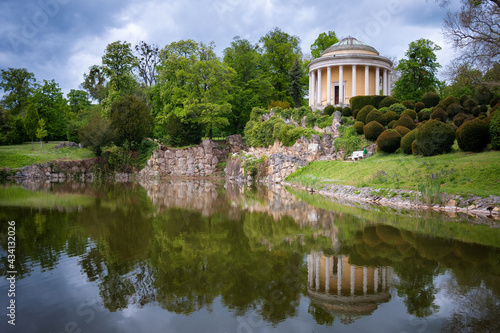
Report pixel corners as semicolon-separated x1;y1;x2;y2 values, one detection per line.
9;159;101;182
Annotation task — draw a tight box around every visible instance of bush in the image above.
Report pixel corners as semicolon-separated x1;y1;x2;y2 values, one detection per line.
417;108;432;122
441;96;458;109
384;111;398;123
400;129;417;155
430;107;447;122
350;96;373;112
446;103;463;120
402;100;415;110
388;103;406;115
371;95;388;108
489;111;500;149
379;96;399;108
415;102;425;112
316;115;333;129
459;95;469;106
394;125;411;138
472;105;488;117
401;109;417;120
393;114;416;130
356;105;375;124
110;95;154;147
387;120;397;129
463;99;478;114
456;118;490;152
334;126;363;158
474;86;493;106
341;106;352;117
353;121;365;134
250;107;268;121
282;127;306;146
378;107;389;114
79;113;114;156
490;97;500;108
454;117;466;127
377;129;401;153
353;109;360;119
421;92;440;108
268;100;291;109
414;119;455;156
324;104;335;116
366;109;386;126
363;121;385;141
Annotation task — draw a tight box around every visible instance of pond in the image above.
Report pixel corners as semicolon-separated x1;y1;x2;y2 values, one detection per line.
0;180;499;332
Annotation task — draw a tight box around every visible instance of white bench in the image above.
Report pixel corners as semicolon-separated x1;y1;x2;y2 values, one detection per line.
349;150;365;161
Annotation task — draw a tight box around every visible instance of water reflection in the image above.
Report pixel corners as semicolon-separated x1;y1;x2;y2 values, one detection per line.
0;180;499;332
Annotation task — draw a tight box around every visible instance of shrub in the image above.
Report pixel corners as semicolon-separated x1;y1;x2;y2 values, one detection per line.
250;107;269;121
366;109;386;126
446;103;463;119
400;129;417;155
110;95;154;147
490;111;500;149
282;127;306;146
334;126;363;158
484;110;497;126
463;99;478;114
388;103;406;115
472;105;488;117
415;102;425;112
454;117;466;127
352;109;360;119
305;113;318;128
387;120;396;129
417;108;432;122
490;97;500;108
479;112;488;120
394;125;411;138
363;121;385;141
475;86;493;106
316;115;333;129
350;96;373;112
79;113;114;156
459;95;469;106
378;107;389;114
384;111;398;123
441;96;458;109
456;118;490;152
268;100;291;109
335;106;343;112
401;109;417;120
379;96;399;108
371;95;388;108
402;100;415;110
421;92;440;108
353;121;365;134
414;119;455;156
324;104;335;116
377;129;402;153
430;107;447;122
356;105;375;124
393;114;416;130
341;106;352;117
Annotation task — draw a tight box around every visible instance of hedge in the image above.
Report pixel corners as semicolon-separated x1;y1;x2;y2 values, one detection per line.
356;105;376;124
376;129;402;153
366;109;386;126
363;121;385;141
350;95;389;111
393;125;411;138
393;114;416;130
489;111;500;149
379;96;399;108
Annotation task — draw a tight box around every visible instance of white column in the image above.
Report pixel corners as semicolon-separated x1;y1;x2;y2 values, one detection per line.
339;65;344;105
315;253;320;291
317;69;322;105
375;67;380;96
352;65;357;99
308;254;313;288
383;69;388;96
350;264;355;296
382;267;387;291
309;73;313;107
337;256;342;296
363;267;368;295
310;71;316;107
388;70;392;96
365;65;369;95
327;66;331;105
325;256;330;294
374;268;379;293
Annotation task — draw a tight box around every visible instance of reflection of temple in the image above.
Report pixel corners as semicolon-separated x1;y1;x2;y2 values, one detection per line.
307;251;392;324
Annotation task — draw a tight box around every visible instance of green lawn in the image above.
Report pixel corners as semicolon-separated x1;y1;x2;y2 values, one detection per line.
287;150;500;197
0;142;95;169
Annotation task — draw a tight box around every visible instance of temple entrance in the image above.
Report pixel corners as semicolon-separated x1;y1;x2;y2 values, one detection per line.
334;86;339;105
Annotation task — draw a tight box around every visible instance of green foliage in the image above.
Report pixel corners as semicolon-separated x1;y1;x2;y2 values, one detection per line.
356;105;375;124
421;92;440;108
67;89;91;113
446;103;463;119
0;110;26;145
24;104;39;146
393;115;416;130
363;121;385;141
366;109;386;126
414;119;455;156
430;107;447;122
379;96;399;108
384;111;398;123
475;86;493;105
418;109;432;122
316;115;333;129
490;97;500;108
31;79;68;140
35;118;48;146
415;102;425;112
490;111;500;149
310;31;338;58
472;105;488;117
291;106;312;123
402;100;415;110
268;100;291;109
388;103;406;115
441;96;457;109
250;107;269;121
334;126;363;158
110;95;154;147
341;106;352;117
463;98;478;113
324;104;335;116
456;118;490;152
138;139;159;169
394;125;411;138
350;96;373;112
353;121;365;134
376;129;402;153
387;120;397;129
0;68;36;115
244;116;284;147
79;113;113;156
164;111;203;147
401;109;417;120
288;57;305;108
401;129;417;155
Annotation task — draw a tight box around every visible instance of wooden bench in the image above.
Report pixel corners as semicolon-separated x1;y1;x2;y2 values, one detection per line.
349;150;365;161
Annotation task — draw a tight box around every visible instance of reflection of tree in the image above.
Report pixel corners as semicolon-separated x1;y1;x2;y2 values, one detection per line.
308;303;334;326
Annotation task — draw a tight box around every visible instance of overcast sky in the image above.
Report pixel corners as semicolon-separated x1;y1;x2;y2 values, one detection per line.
0;0;460;96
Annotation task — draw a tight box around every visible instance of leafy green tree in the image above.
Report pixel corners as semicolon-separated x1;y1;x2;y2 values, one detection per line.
259;27;302;102
79;112;113;156
24;104;39;150
36;118;47;148
288;57;305;107
310;31;339;58
110;95;154;147
135;41;160;87
102;41;138;94
0;68;36;115
31;80;68;140
393;39;442;101
82;65;107;103
67;89;91;113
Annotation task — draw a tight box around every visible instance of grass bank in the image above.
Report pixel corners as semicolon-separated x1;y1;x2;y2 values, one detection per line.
0;142;95;169
287;150;500;197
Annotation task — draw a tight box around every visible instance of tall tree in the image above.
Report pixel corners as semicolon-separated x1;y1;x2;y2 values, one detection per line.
0;68;36;115
310;31;339;58
24;103;39;150
392;39;442;101
31;80;68;140
288;57;305;107
67;89;91;113
135;41;160;87
36;118;47;148
259;27;302;102
110;95;154;146
82;65;107;103
102;41;138;95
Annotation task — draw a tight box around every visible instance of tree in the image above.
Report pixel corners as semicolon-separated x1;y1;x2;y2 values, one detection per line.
31;79;68;140
135;41;160;87
392;39;442;101
36;118;47;148
310;31;339;58
67;89;91;113
82;65;107;103
24;104;39;150
259;27;302;102
0;68;36;115
110;95;154;146
102;41;138;95
79;113;113;156
288;57;305;107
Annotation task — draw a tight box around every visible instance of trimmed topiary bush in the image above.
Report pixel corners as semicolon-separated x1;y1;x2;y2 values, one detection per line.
446;103;463;120
400;129;417;155
393;114;416;130
341;106;352;117
415;102;425;112
490;111;500;149
401;109;417;120
441;96;458;109
421;92;440;108
356;105;375;124
402;100;415;110
430;107;448;122
459;95;469;106
456;118;489;152
388;103;406;116
384;111;398;123
474;86;493;106
353;109;360;119
414;119;456;156
370;95;388;108
324;104;335;116
454;116;466;127
472;105;488;117
366;109;387;126
379;96;399;108
490;97;500;108
387;120;397;129
394;125;411;138
463;99;478;114
363;121;385;141
377;129;402;153
350;96;372;113
353;121;365;134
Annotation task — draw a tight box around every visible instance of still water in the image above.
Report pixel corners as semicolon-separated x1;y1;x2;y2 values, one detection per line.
0;180;499;333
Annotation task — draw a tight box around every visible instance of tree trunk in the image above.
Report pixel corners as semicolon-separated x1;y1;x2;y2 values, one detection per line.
208;126;213;140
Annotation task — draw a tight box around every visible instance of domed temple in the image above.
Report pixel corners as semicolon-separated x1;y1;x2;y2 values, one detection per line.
308;36;393;107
